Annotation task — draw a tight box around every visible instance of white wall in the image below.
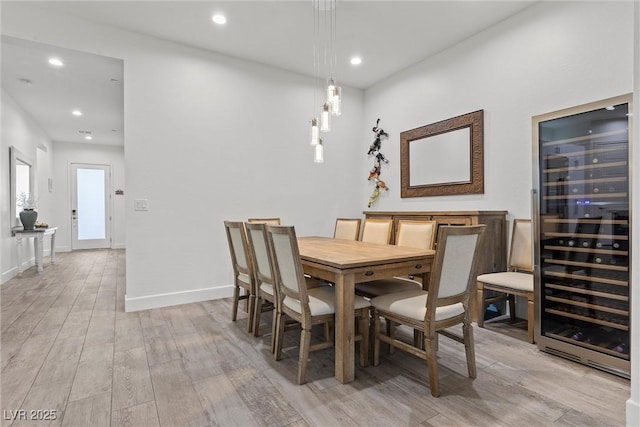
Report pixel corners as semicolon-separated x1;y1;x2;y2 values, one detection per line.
1;89;54;283
0;3;365;310
51;142;125;252
363;1;633;220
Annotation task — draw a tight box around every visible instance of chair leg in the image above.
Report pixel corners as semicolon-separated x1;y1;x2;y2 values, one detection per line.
424;334;439;397
476;283;485;327
270;309;278;354
527;294;535;344
463;321;477;379
358;309;369;367
373;310;381;366
246;294;256;333
231;286;240;321
298;327;312;385
388;320;396;354
253;296;262;337
274;312;286;361
508;294;516;322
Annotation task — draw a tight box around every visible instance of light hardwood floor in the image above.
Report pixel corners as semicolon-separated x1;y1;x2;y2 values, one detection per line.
1;249;629;426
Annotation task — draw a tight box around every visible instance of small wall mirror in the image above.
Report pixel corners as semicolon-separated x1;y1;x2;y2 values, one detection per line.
10;146;35;228
401;110;484;197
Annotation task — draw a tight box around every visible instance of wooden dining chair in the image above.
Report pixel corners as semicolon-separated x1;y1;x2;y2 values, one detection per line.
477;219;534;343
247;217;281;225
223;221;256;333
371;225;486;397
360;218;393;245
356;219;437;298
244;222;279;349
265;225;371;384
333;218;362;240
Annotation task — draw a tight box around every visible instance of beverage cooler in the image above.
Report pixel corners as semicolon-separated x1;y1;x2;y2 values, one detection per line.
532;94;632;378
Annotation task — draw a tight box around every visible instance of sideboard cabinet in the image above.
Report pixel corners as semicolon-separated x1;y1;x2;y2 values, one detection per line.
363;210;508;274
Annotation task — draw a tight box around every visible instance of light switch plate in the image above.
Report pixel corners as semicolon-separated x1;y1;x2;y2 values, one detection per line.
134;199;149;211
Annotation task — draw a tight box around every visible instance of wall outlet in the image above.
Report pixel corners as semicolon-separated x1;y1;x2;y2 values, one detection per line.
134;199;149;211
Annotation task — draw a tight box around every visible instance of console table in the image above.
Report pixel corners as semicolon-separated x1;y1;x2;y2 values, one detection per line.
12;227;57;276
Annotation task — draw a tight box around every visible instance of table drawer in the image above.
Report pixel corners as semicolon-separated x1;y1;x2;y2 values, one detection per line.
354;260;430;283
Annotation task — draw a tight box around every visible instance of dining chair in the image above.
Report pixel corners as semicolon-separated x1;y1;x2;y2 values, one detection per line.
360;218;393;245
355;219;437;298
477;219;534;343
247;217;281;225
333;218;362;240
371;225;486;397
223;221;256;333
265;225;371;384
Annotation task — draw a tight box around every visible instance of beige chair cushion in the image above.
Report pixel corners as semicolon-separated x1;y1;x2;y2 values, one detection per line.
259;282;274;295
371;289;464;322
355;277;421;297
361;220;392;245
334;219;360;240
283;286;371;316
477;271;533;292
237;272;251;285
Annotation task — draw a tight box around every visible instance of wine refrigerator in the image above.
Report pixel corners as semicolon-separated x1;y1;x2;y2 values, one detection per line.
532;94;632;377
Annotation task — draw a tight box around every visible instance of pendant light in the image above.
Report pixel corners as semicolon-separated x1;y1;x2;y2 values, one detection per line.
310;118;320;145
314;140;324;163
320;102;331;132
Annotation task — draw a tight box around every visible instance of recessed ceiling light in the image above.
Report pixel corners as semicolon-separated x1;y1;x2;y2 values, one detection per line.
84;135;93;140
48;57;63;67
212;14;227;25
72;110;83;116
350;57;362;66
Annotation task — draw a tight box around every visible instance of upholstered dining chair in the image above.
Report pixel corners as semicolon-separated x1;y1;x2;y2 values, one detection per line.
360;218;393;245
333;218;362;240
356;219;437;298
224;221;256;333
247;217;281;225
371;225;486;397
265;225;371;384
244;222;279;349
477;219;534;343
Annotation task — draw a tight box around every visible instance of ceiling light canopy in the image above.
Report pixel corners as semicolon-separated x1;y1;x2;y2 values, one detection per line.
212;14;227;25
72;109;83;116
350;57;362;66
48;57;63;67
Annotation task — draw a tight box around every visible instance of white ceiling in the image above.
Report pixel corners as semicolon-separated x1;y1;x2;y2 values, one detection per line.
1;1;537;147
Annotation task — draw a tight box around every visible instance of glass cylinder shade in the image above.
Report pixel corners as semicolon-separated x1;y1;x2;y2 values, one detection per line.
310;118;320;145
320;103;331;132
331;86;341;116
326;78;336;106
314;142;324;163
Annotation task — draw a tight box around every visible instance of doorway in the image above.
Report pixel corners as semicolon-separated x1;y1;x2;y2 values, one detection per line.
71;163;112;250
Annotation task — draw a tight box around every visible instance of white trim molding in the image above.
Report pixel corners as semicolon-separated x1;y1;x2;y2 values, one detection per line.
124;285;234;312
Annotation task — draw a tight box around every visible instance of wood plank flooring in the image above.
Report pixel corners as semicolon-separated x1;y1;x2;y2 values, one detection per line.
1;249;630;426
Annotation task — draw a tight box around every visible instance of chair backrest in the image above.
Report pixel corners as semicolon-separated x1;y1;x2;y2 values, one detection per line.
334;218;362;240
395;219;437;250
224;221;252;281
265;225;309;314
509;219;533;272
426;225;486;317
245;222;276;292
361;218;393;245
248;217;281;225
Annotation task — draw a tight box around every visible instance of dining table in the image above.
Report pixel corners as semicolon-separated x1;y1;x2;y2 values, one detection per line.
297;236;435;384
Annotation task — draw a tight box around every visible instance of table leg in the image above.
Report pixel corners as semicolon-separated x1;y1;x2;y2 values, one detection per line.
16;234;24;277
50;232;56;264
334;273;356;383
35;234;44;273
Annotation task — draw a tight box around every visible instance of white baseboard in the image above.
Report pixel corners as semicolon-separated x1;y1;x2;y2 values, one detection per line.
628;398;640;427
112;243;126;249
125;285;234;312
1;258;35;285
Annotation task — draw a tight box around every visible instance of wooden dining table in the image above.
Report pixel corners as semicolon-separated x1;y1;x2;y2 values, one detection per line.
297;236;435;383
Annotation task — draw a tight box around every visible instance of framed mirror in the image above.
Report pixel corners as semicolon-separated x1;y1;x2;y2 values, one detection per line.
400;110;484;197
9;146;35;228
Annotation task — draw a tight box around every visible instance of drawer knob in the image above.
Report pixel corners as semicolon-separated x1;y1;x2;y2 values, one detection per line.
415;264;423;269
365;271;374;276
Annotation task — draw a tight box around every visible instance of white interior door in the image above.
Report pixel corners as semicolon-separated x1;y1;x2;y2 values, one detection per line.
71;163;111;250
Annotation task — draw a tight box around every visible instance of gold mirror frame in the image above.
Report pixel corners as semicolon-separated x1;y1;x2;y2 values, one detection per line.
400;110;484;197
